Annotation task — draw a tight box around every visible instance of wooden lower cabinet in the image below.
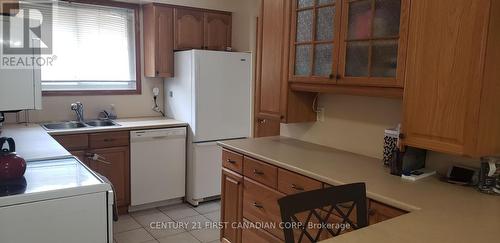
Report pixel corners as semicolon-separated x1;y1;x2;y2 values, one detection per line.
220;149;408;243
242;219;283;243
88;146;130;212
53;132;131;214
221;168;244;243
243;178;285;240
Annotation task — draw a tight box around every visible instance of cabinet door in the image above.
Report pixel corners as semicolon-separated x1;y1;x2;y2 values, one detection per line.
143;4;174;77
254;117;280;138
402;0;489;155
204;12;232;51
221;168;243;243
254;0;288;122
289;0;341;82
338;0;409;87
156;6;174;77
174;8;204;50
88;146;130;211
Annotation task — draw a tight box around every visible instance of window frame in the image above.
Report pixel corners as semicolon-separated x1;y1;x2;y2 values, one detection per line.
42;0;142;96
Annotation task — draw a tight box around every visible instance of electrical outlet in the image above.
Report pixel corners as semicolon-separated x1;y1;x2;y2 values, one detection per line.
316;107;325;122
153;87;160;96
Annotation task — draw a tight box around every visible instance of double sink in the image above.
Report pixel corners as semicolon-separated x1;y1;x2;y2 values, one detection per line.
41;120;120;130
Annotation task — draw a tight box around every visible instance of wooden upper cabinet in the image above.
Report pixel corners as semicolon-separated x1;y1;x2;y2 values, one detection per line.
143;4;174;78
174;8;204;50
337;0;409;87
402;0;500;156
254;0;317;137
204;12;232;51
288;0;409;96
289;0;341;82
255;0;288;121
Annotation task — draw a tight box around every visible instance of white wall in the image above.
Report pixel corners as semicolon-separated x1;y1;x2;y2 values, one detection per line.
281;94;403;159
280;94;481;173
5;0;259;123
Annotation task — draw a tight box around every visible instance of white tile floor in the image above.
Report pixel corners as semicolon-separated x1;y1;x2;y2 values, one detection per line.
113;200;221;243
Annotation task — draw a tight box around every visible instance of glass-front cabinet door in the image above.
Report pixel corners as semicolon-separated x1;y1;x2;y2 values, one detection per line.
289;0;341;82
337;0;409;87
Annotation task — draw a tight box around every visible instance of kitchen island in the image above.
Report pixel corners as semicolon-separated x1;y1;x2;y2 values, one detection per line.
218;136;500;243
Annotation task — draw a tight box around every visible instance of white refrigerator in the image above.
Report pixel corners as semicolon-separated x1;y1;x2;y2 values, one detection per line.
165;50;252;206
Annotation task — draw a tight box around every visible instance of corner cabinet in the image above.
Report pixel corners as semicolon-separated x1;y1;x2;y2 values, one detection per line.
288;0;409;97
401;0;500;157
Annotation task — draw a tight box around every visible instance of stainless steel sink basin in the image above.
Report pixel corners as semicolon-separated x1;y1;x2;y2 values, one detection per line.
85;119;119;127
42;121;87;130
41;119;119;130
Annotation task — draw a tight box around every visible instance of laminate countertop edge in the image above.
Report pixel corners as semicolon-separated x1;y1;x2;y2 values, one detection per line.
218;136;500;243
1;117;187;161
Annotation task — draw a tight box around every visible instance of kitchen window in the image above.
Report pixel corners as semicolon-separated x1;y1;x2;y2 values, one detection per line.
38;1;141;95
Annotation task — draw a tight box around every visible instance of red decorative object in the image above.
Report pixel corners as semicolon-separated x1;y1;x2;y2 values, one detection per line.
0;137;26;181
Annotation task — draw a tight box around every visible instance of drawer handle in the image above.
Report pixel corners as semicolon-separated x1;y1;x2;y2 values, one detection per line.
291;184;304;191
368;209;376;216
253;169;264;176
226;159;236;164
253;202;264;209
104;138;115;142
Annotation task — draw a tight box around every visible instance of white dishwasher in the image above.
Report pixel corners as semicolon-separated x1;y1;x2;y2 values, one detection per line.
130;127;186;206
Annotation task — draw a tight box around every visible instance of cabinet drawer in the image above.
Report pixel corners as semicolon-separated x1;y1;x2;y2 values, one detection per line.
243;178;284;240
242;219;283;243
369;200;407;225
222;149;243;173
277;169;322;195
89;131;129;149
243;157;277;189
52;134;89;150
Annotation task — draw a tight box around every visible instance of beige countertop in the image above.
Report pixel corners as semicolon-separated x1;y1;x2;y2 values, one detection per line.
218;136;500;243
1;117;187;161
0;123;71;161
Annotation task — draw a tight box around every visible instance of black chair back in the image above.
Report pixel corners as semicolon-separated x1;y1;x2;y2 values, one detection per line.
278;183;368;243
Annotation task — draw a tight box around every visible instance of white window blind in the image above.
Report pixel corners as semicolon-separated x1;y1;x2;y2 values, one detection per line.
39;1;137;91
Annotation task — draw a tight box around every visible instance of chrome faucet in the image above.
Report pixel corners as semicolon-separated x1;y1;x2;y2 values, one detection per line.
70;102;84;122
